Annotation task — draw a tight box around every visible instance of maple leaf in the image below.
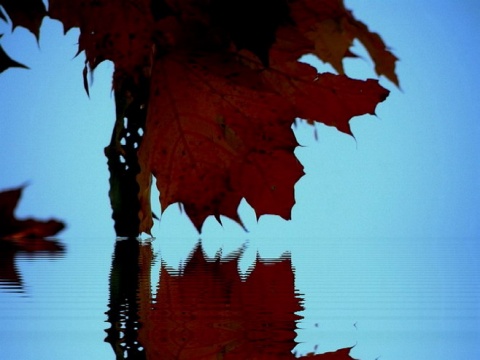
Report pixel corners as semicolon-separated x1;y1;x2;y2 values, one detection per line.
0;185;65;240
288;0;399;86
137;42;388;232
131;0;394;233
138;50;304;231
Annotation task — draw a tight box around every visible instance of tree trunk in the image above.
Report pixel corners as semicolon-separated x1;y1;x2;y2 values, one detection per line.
105;71;150;238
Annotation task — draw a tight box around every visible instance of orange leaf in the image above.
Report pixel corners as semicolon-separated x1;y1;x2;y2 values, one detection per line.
343;18;400;86
289;0;399;86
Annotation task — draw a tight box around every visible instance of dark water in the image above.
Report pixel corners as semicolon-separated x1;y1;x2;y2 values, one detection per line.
1;236;479;359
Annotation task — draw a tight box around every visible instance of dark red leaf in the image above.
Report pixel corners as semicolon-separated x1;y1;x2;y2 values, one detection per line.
49;0;153;76
0;0;46;39
138;51;304;231
0;185;65;240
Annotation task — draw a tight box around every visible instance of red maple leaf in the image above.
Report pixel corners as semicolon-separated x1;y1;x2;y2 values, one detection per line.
138;50;304;231
135;2;391;231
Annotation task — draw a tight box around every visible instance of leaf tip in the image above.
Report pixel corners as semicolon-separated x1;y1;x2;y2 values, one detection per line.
82;64;90;97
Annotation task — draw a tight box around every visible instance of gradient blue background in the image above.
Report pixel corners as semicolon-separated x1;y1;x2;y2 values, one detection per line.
1;1;479;359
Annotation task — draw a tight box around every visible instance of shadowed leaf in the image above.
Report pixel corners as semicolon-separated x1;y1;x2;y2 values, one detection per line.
138;51;304;231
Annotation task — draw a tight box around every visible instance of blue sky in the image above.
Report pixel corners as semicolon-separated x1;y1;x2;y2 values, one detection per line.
0;2;479;359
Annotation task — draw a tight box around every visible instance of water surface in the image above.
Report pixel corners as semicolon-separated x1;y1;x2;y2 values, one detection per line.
1;236;478;359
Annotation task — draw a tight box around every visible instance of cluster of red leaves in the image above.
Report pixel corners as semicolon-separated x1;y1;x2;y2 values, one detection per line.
0;0;398;232
137;243;357;359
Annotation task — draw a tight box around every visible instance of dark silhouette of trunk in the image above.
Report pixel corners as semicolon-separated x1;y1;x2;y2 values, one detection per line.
105;71;150;237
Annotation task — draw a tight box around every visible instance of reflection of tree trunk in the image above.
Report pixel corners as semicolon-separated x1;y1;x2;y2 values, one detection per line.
105;239;151;359
105;72;150;237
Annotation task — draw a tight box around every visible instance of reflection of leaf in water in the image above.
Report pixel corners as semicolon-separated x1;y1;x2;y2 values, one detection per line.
105;241;357;359
0;238;65;293
138;244;301;359
135;242;355;360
